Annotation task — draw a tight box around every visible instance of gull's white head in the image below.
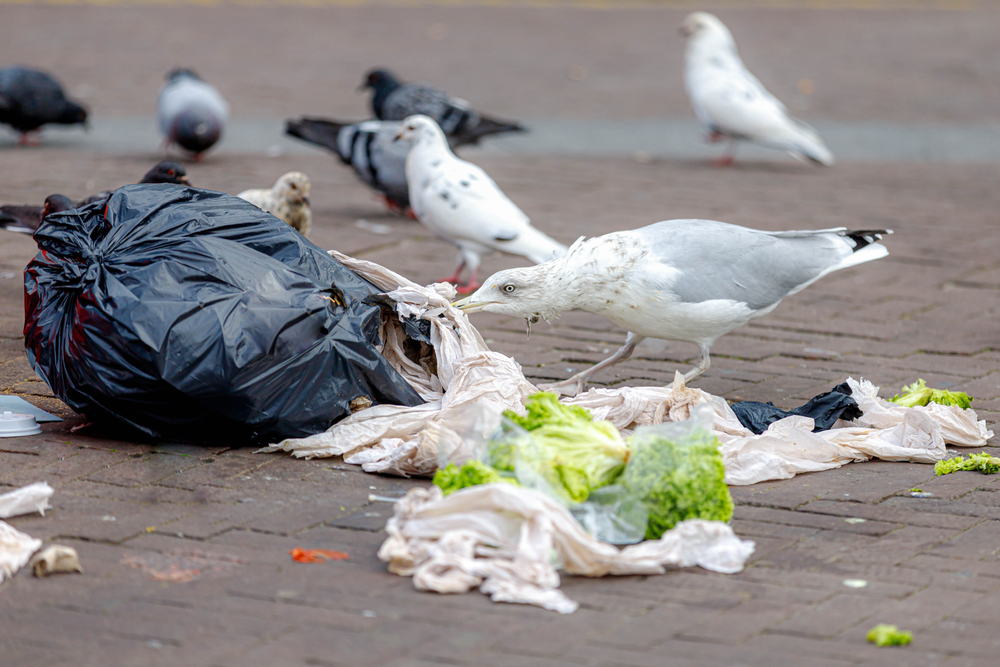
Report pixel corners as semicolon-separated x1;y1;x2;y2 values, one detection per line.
395;114;447;147
273;172;311;204
679;12;733;44
452;265;564;322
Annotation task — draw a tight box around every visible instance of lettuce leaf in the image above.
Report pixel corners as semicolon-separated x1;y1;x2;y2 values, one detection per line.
866;624;912;647
889;379;973;409
432;460;518;495
934;451;1000;476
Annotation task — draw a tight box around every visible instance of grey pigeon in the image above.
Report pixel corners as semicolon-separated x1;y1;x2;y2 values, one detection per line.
285;117;410;213
1;161;188;233
362;69;524;147
0;67;88;144
157;68;228;159
456;221;889;394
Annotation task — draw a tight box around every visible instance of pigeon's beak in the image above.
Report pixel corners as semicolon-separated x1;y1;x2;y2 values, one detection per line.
179;176;190;185
303;197;311;206
357;83;369;92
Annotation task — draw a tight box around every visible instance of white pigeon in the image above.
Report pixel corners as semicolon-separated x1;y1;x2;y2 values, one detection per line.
455;220;890;394
238;172;312;237
157;68;229;160
680;12;834;167
396;115;567;293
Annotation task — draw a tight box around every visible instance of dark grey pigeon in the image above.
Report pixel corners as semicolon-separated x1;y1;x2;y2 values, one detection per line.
285;118;410;213
0;67;88;143
157;68;228;160
1;161;189;233
0;194;74;234
362;69;524;147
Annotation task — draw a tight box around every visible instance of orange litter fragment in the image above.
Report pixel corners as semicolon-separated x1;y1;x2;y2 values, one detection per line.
289;547;349;563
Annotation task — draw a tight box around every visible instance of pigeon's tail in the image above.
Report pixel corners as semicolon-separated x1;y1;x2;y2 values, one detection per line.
285;117;350;160
502;225;568;265
454;115;526;147
788;118;835;167
0;205;42;233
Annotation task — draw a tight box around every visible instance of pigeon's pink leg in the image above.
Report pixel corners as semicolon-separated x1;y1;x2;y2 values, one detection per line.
455;267;482;295
711;139;737;167
18;132;42;147
706;130;725;144
382;195;406;216
437;260;466;285
192;152;204;164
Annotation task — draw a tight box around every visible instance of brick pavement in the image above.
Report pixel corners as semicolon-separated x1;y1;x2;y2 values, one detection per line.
3;4;1000;667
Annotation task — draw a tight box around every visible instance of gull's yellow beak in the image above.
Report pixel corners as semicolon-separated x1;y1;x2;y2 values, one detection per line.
452;295;473;311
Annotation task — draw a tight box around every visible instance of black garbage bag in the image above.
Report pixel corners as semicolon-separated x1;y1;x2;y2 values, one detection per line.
731;382;863;435
24;184;423;444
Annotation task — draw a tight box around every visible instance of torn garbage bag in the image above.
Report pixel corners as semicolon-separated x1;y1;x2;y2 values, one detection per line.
731;382;862;434
24;185;423;443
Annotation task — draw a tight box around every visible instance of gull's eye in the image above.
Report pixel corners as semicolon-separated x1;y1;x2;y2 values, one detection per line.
290;183;298;189
503;284;516;294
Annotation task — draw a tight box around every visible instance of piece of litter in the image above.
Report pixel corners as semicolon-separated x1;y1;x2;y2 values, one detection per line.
0;396;60;423
239;498;254;503
0;482;54;518
369;495;401;503
355;219;391;235
362;610;377;618
910;491;934;498
146;526;156;533
30;545;82;577
867;623;912;646
842;579;868;588
148;640;163;649
289;547;349;563
844;518;866;524
101;515;116;522
909;488;922;493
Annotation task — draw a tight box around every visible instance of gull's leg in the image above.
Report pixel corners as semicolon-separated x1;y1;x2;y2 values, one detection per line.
682;346;712;383
542;333;646;396
706;130;725;144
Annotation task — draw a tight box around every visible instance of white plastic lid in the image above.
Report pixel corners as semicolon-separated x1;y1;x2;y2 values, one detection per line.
0;411;42;437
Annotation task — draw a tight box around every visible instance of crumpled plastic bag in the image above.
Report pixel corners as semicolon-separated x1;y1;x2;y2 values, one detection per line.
1;521;42;583
846;378;992;446
0;481;53;518
378;484;755;613
261;254;993;486
731;382;862;434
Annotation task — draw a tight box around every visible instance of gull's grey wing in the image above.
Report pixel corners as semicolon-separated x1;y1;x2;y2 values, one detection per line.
631;219;856;311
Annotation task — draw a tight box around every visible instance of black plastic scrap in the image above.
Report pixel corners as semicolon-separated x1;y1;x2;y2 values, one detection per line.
730;382;863;435
24;184;423;444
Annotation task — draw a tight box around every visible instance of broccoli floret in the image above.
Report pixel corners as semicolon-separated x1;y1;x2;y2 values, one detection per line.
867;624;912;647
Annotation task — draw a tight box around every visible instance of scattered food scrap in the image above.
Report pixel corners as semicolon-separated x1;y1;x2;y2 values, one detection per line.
934;451;1000;475
890;379;973;409
289;547;349;563
30;545;82;577
867;624;913;647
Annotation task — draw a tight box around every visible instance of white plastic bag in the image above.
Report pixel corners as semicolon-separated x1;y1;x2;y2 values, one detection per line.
0;481;54;519
378;484;755;613
0;521;42;583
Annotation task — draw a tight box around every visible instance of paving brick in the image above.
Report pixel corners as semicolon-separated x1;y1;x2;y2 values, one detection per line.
772;594;891;638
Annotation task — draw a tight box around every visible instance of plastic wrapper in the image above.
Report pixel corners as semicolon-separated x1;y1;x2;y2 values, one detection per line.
24;185;423;443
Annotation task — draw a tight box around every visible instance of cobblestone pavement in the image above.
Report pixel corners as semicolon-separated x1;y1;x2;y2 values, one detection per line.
3;4;1000;667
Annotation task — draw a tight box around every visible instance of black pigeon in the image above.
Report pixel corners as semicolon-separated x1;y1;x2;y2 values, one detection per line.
0;194;74;234
361;69;524;146
0;67;88;144
285;118;410;213
1;161;189;233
